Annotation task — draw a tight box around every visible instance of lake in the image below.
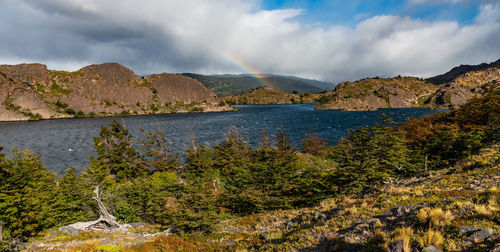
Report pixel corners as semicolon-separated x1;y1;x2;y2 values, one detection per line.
0;104;445;173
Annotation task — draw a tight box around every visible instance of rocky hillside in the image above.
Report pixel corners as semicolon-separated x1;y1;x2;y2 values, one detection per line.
317;59;500;111
222;86;320;105
316;77;438;111
23;145;499;251
426;59;500;84
0;63;233;121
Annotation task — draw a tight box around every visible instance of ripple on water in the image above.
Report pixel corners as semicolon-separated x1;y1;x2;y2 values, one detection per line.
0;105;445;173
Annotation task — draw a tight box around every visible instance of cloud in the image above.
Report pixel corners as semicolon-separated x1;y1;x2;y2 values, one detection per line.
0;0;499;83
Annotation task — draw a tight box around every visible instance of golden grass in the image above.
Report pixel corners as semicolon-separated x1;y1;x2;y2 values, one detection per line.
417;207;453;228
389;226;414;252
417;229;444;249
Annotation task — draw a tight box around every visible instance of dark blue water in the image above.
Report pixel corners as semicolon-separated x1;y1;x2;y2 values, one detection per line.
0;104;445;173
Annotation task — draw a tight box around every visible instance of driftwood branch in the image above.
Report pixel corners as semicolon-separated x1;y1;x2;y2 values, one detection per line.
58;185;126;233
92;186;119;228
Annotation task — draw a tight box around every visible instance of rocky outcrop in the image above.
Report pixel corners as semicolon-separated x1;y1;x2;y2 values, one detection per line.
0;63;233;121
317;59;500;111
315;77;438;111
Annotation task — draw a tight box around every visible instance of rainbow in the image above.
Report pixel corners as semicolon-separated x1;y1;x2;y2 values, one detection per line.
212;49;271;87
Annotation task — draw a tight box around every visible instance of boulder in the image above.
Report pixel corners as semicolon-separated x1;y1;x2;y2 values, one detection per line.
459;226;481;236
459;226;493;242
388;239;405;252
422;245;442;252
165;226;178;234
468;228;493;242
58;226;82;235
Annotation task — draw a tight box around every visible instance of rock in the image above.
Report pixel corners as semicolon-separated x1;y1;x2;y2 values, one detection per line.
367;218;382;228
27;241;45;249
165;226;178;234
459;226;494;242
468;228;493;242
58;226;82;235
129;222;148;229
354;223;369;232
225;239;236;247
422;245;442;252
388;239;405;252
259;232;268;241
313;211;327;221
459;226;481;236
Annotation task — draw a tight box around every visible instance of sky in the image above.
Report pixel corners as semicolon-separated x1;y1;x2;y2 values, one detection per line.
0;0;499;83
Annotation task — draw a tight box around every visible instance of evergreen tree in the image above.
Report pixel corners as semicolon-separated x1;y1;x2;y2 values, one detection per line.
137;128;179;173
93;120;145;180
0;149;57;240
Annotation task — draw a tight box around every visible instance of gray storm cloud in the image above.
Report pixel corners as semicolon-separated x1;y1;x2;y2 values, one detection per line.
0;0;499;83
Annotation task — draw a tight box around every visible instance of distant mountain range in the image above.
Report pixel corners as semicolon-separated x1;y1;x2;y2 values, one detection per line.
182;73;333;96
2;58;498;121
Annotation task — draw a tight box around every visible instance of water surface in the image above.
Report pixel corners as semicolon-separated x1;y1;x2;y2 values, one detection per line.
0;104;445;173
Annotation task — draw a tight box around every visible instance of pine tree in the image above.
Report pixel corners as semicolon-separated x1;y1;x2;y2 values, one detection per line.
93;120;145;180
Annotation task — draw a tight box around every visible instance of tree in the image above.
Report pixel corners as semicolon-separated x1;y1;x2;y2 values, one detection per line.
330;121;415;194
301;132;329;156
137;128;179;173
0;149;57;240
51;168;93;225
92;120;145;181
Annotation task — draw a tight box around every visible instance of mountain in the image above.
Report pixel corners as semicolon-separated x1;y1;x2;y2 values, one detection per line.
222;86;320;105
182;73;328;96
426;59;500;84
317;59;500;111
0;63;232;121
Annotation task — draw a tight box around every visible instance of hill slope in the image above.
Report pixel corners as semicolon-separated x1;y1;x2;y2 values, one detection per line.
426;59;500;84
20;86;500;251
0;63;232;121
182;73;326;96
222;86;321;105
316;77;439;111
317;59;500;111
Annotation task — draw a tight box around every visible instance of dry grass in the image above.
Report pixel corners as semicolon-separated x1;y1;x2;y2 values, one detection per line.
345;205;358;216
417;229;444;249
473;204;493;216
389;226;414;252
417;207;453;228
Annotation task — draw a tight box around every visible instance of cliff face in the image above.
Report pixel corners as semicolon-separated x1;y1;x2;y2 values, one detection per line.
222;86;320;105
316;60;500;111
0;63;231;121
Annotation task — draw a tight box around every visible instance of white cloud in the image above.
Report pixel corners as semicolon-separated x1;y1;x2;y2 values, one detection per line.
0;0;499;83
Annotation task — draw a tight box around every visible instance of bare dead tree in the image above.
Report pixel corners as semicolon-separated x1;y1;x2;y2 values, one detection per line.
92;185;120;228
